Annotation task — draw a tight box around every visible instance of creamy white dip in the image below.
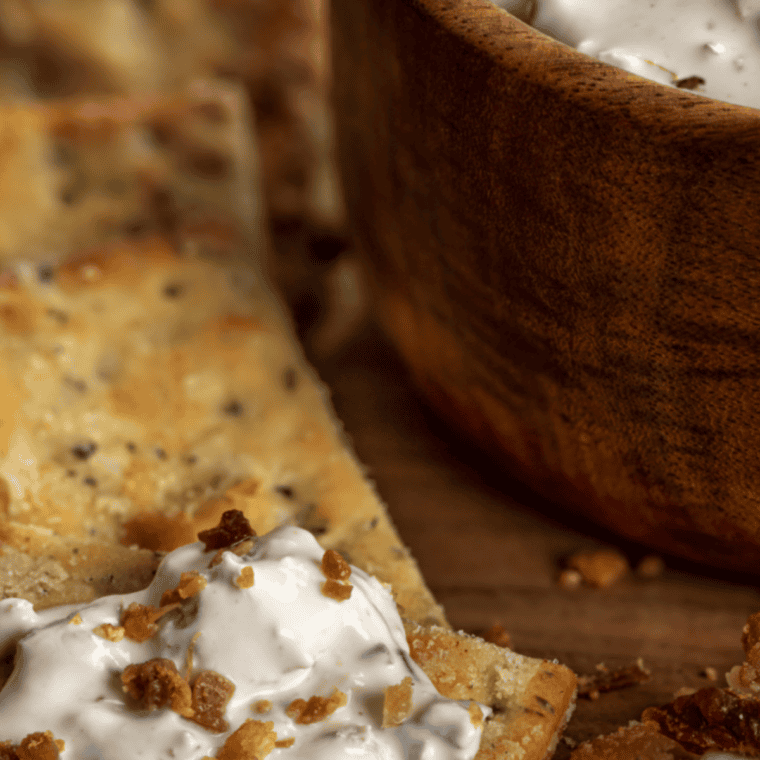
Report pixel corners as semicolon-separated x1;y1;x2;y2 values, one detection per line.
492;0;760;109
0;525;486;760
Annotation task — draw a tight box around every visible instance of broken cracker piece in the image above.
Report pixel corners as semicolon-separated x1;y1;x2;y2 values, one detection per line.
286;689;347;724
321;549;351;581
198;511;256;552
121;658;193;719
321;578;352;601
234;567;254;589
160;572;207;606
93;623;125;642
216;720;277;760
566;549;629;589
190;671;236;733
577;660;651;700
382;676;414;728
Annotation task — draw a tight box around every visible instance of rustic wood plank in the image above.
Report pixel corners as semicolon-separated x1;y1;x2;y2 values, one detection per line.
308;323;760;756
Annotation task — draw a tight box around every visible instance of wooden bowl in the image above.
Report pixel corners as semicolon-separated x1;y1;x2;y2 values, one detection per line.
329;0;760;570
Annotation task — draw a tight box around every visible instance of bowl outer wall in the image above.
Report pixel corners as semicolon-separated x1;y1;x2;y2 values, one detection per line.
329;0;760;569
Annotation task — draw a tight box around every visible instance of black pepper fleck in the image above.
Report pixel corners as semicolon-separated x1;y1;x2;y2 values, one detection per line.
83;477;98;487
37;265;54;283
275;485;295;499
162;282;184;299
283;367;298;391
222;400;243;417
71;441;97;460
676;75;706;90
47;308;69;325
66;469;77;477
64;376;87;393
184;454;197;465
155;448;167;460
126;442;137;453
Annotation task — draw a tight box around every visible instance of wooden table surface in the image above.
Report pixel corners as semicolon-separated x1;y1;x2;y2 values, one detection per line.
304;316;760;757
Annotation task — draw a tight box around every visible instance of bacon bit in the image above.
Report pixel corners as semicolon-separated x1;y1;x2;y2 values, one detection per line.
234;567;254;589
93;623;125;642
121;658;193;718
481;622;512;649
321;579;352;601
274;738;295;748
0;731;65;760
636;555;665;579
190;671;236;733
642;687;760;756
160;572;207;606
209;539;255;569
577;660;651;700
253;700;272;713
566;549;629;589
120;602;180;642
287;689;347;724
468;702;484;728
216;719;277;760
569;721;699;760
198;510;255;551
69;614;83;625
321;549;351;581
382;677;413;727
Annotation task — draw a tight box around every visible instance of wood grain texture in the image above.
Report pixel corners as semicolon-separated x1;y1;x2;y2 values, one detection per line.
306;323;760;756
329;0;760;570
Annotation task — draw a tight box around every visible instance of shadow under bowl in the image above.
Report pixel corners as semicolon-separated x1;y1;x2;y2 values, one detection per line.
329;0;760;570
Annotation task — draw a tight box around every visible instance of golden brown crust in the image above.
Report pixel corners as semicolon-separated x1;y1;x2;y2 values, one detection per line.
405;623;577;760
0;521;160;610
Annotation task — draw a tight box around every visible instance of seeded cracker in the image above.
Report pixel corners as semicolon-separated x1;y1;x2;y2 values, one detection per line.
0;84;577;757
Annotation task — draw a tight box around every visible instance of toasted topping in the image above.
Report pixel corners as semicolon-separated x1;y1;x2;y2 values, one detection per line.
321;578;353;601
577;660;651;700
0;732;65;760
480;622;511;649
93;623;125;642
120;602;179;642
274;737;295;748
383;677;414;727
569;721;698;760
216;720;277;760
321;549;351;581
190;671;236;733
642;687;760;755
121;658;193;719
68;614;83;626
208;539;255;569
160;571;207;606
635;555;666;579
702;667;719;682
252;700;272;714
234;567;254;589
286;689;347;724
198;510;255;551
566;549;629;589
468;702;484;728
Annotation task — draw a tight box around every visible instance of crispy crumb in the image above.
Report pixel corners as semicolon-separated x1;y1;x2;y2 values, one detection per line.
216;719;277;760
468;702;484;728
120;602;179;642
481;622;512;649
160;572;207;606
577;660;651;699
287;689;347;724
208;539;255;569
643;687;760;755
253;699;272;714
93;623;125;642
274;737;295;748
382;677;413;727
234;567;254;589
636;555;665;579
321;578;352;601
190;671;235;733
725;611;760;694
121;658;193;718
673;686;697;698
702;667;718;682
69;613;83;625
198;510;255;551
566;549;629;589
0;731;65;760
569;721;698;759
321;549;351;581
558;569;583;590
